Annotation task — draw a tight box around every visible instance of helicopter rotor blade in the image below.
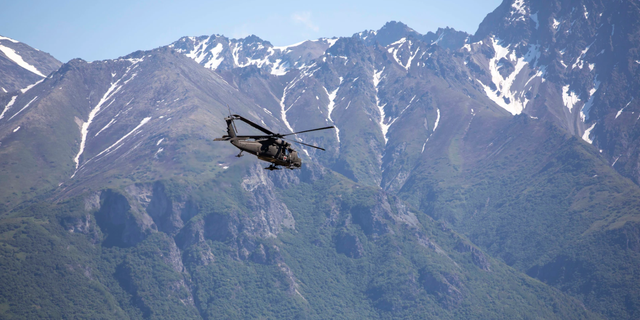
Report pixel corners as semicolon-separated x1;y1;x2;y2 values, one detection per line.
231;114;276;135
281;125;335;137
283;138;326;151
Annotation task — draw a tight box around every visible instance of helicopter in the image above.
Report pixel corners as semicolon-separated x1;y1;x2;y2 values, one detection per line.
214;113;335;170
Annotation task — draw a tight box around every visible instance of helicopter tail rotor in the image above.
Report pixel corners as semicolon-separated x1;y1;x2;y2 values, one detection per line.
227;105;239;135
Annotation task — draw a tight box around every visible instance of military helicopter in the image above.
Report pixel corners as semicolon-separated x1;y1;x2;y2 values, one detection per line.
214;113;334;170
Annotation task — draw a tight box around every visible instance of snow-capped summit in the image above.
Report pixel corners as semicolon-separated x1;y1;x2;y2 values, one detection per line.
171;34;338;76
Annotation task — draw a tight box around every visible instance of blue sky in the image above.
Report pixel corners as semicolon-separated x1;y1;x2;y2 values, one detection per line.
0;0;502;62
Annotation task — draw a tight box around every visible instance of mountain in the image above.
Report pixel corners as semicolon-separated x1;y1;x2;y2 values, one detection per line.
1;0;640;318
444;1;640;317
0;35;61;93
464;0;640;185
0;36;597;320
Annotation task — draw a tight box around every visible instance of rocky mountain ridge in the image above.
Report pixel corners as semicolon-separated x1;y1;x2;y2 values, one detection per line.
0;35;61;93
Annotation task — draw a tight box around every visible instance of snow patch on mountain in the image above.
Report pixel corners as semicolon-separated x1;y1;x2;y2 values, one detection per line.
279;76;299;134
186;36;212;64
387;38;418;70
581;79;601;121
272;40;308;52
20;79;44;93
72;61;140;177
477;37;540;115
562;85;580;112
8;96;37;120
572;42;593;69
510;0;528;22
0;36;19;43
583;5;589;20
323;85;340;142
0;44;45;77
178;36;338;77
511;0;527;15
95;118;116;137
582;123;596;144
270;59;288;76
612;156;620;167
421;118;430;153
72;80;123;176
204;52;227;72
204;43;224;69
616;98;633;119
405;49;420;70
276;76;311;157
232;43;271;68
92;117;152;160
421;138;430;153
0;95;17;120
373;67;390;143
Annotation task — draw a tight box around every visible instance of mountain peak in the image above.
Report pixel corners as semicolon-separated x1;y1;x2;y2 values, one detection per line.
472;0;533;43
239;34;272;46
423;27;470;50
375;21;422;46
380;20;412;31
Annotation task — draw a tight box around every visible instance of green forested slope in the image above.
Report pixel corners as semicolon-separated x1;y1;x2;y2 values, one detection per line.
398;115;640;319
0;167;599;319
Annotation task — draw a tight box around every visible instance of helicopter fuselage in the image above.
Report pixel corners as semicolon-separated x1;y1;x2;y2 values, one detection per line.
231;138;301;168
